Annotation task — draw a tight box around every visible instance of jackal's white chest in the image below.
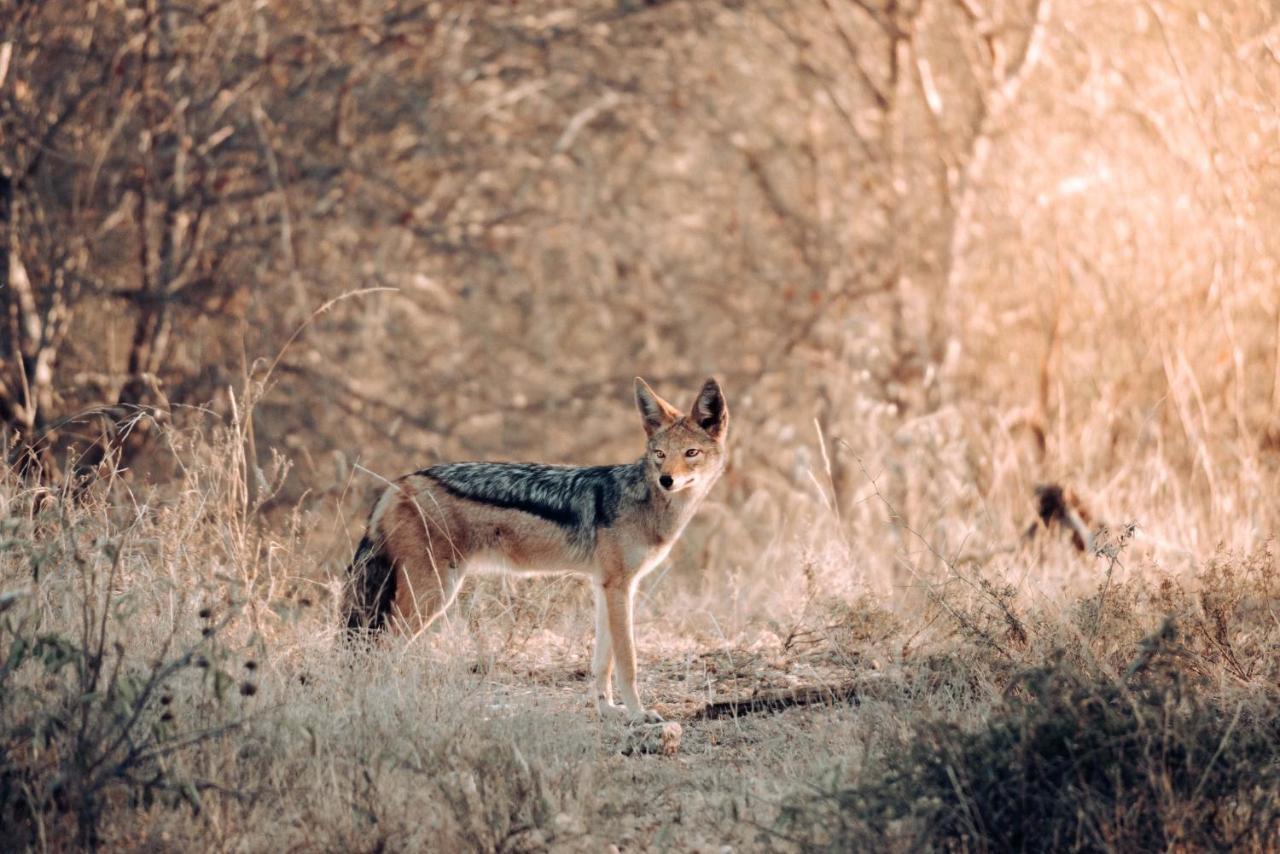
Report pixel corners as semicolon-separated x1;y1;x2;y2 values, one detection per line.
633;541;676;580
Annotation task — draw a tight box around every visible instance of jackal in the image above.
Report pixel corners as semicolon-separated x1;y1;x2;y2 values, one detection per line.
344;377;729;722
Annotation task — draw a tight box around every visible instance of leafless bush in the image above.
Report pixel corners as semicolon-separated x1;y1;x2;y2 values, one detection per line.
777;624;1280;852
0;477;251;849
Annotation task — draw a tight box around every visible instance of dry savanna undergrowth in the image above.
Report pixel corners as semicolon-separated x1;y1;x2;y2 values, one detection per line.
1;419;1277;853
4;1;1280;851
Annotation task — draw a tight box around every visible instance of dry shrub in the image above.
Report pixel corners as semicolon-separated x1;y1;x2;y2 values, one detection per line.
1183;548;1280;687
0;487;251;850
777;610;1280;853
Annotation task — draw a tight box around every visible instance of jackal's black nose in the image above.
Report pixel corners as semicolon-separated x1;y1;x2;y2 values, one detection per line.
659;474;674;490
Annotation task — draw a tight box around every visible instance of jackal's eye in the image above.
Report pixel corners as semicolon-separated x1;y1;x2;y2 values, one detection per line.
653;449;665;460
684;448;701;458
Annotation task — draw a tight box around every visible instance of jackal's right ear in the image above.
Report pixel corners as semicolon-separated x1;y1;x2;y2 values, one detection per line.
635;377;680;437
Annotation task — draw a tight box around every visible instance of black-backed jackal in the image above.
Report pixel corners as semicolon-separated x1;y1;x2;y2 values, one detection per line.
344;378;729;722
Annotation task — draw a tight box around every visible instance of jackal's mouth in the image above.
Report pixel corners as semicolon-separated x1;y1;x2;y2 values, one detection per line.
658;475;695;493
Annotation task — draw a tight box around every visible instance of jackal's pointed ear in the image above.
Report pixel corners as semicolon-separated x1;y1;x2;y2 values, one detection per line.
635;377;680;437
690;377;728;441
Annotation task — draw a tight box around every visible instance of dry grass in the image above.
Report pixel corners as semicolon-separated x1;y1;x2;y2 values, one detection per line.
4;2;1280;851
2;415;1277;853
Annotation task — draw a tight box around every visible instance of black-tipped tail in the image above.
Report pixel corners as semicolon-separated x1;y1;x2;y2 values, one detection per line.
343;535;396;637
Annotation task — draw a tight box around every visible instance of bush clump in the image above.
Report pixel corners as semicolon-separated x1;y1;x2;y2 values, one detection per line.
781;626;1280;852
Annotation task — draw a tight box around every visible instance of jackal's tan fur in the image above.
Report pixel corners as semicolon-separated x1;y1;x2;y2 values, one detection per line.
345;377;729;722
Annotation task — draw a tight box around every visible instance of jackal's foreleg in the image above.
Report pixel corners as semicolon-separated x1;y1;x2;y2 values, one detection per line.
591;583;620;715
604;581;662;723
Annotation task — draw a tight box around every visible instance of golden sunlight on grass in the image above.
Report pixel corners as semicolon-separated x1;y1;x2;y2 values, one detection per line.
3;1;1280;850
2;415;1278;850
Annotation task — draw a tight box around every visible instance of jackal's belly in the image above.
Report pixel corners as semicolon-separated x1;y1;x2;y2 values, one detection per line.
466;547;594;578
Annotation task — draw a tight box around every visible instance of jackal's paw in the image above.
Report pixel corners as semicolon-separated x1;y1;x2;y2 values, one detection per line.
628;708;664;724
595;697;627;720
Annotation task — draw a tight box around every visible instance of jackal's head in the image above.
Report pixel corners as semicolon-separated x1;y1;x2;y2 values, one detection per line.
635;377;729;494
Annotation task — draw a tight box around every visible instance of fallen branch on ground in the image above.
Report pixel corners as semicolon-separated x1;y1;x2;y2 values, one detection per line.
694;681;860;720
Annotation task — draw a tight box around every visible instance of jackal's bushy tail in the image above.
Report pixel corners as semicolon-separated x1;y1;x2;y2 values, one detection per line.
343;534;396;635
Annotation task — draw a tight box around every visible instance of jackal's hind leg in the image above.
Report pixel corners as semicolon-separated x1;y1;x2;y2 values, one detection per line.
391;554;467;639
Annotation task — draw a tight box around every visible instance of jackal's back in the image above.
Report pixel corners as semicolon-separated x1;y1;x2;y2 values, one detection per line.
421;461;648;550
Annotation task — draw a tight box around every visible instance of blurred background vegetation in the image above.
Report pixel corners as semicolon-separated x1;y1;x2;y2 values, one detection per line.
3;5;1280;848
3;0;1279;571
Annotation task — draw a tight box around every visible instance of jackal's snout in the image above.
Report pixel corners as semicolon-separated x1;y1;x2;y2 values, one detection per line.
656;469;699;492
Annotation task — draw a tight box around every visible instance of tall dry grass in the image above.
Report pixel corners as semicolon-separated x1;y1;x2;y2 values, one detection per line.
2;397;1277;850
3;6;1279;848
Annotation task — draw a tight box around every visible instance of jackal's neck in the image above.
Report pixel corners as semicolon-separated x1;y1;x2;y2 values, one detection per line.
637;462;718;544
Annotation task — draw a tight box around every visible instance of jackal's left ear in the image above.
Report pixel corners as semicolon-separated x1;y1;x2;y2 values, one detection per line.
690;377;728;441
636;377;681;437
